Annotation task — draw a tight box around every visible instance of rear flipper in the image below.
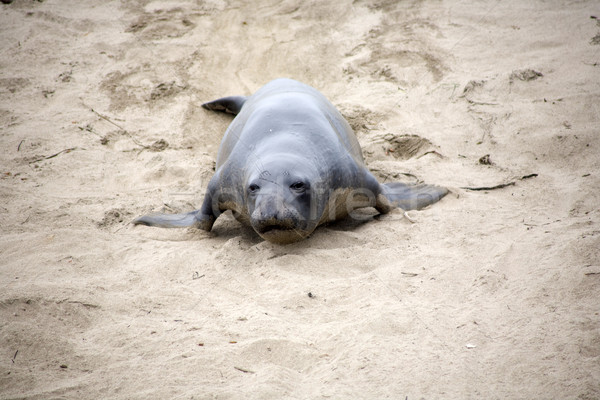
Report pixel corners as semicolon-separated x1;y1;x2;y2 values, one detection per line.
202;96;248;115
380;182;448;211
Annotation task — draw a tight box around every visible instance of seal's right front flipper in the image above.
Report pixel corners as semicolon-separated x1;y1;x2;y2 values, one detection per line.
133;210;215;231
202;96;248;115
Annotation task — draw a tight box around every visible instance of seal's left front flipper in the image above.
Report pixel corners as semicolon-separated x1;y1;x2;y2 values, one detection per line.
381;182;448;211
202;96;248;115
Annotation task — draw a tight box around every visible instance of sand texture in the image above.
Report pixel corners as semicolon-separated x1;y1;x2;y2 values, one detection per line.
1;0;599;399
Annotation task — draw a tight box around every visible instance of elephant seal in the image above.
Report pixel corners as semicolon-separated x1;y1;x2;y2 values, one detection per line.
134;79;447;244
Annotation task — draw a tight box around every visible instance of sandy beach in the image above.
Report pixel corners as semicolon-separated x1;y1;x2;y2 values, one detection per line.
1;0;599;398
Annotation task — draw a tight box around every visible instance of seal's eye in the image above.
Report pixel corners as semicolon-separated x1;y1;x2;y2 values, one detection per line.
248;183;260;194
290;181;307;193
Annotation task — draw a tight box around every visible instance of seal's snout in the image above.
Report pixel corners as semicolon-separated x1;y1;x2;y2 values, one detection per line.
251;204;300;234
250;196;309;244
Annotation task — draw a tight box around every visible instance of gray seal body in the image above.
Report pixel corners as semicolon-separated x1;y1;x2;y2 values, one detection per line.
134;79;447;244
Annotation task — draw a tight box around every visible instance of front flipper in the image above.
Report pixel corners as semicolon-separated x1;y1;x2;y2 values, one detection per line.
202;96;248;115
133;208;217;231
134;172;226;231
133;210;204;229
379;182;448;211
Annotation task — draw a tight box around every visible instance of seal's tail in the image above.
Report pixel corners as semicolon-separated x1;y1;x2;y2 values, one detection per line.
382;182;448;211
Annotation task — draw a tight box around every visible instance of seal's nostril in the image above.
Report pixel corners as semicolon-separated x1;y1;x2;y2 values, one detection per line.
258;224;284;234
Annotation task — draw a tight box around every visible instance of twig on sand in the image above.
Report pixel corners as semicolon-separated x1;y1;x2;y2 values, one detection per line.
234;366;255;374
521;173;538;180
28;147;78;164
462;173;538;191
88;107;125;130
462;181;515;191
401;272;419;277
89;108;149;149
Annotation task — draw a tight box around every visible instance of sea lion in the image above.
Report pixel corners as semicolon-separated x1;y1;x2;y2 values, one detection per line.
134;79;447;244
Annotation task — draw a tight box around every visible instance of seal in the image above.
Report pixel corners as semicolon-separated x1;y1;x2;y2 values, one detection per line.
134;79;448;244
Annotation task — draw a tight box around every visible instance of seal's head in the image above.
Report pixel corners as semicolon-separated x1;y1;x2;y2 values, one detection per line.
245;155;324;244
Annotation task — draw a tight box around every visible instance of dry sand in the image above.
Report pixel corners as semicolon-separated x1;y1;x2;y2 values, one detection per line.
1;0;599;399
